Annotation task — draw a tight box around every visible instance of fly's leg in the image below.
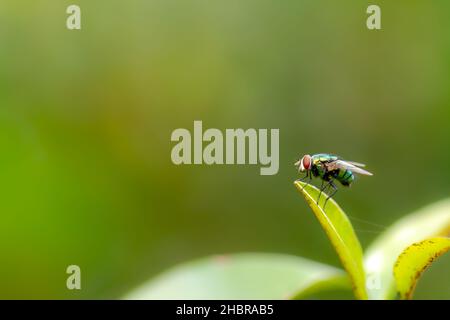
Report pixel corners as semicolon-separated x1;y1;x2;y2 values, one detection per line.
295;172;309;183
303;170;313;190
323;181;338;210
317;179;331;204
297;171;312;191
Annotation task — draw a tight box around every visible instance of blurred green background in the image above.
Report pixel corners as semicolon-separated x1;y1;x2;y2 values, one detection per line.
0;0;449;299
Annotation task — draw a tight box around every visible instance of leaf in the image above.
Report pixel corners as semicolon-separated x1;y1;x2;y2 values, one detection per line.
290;274;351;299
364;199;450;300
294;181;368;300
394;237;450;300
124;253;348;299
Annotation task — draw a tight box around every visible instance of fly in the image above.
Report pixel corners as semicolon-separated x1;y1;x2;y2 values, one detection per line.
295;153;373;207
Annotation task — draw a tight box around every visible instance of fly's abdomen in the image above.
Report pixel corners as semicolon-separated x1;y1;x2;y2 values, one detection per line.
336;169;354;186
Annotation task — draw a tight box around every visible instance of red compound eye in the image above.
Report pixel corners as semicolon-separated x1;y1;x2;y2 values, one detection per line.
302;155;311;170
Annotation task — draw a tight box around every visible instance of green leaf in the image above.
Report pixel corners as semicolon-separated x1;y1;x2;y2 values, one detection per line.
124;253;347;299
290;274;351;299
393;237;450;300
364;199;450;300
294;181;368;300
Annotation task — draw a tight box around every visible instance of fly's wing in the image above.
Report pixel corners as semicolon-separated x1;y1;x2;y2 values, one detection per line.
344;160;366;167
326;160;373;176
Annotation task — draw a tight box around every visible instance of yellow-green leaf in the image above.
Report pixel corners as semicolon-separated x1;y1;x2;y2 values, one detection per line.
394;237;450;300
124;253;347;299
294;181;367;300
365;199;450;300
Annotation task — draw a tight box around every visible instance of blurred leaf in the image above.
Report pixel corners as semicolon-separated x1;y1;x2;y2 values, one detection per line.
365;199;450;300
124;253;346;299
294;181;367;300
394;237;450;300
290;274;351;299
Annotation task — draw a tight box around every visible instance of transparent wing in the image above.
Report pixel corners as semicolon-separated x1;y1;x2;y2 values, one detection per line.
344;160;366;167
327;160;373;176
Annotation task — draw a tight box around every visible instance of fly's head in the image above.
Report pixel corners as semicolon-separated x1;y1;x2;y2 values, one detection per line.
295;154;311;173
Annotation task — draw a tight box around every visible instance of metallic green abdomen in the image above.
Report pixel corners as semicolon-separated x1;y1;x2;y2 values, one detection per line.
336;169;354;186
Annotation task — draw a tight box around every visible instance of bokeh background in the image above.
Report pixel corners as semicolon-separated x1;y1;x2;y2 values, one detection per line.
0;0;449;299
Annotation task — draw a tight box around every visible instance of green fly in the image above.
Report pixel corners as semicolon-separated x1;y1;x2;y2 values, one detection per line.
295;154;373;206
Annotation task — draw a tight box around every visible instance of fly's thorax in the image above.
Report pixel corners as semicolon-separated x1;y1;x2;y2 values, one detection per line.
312;154;338;163
311;154;336;178
311;162;325;178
